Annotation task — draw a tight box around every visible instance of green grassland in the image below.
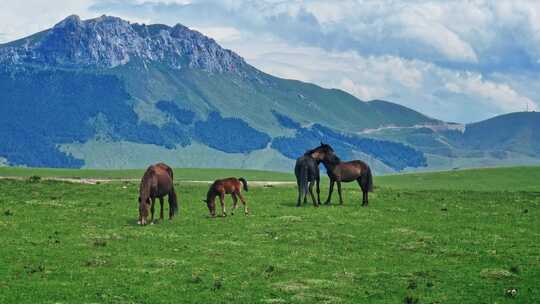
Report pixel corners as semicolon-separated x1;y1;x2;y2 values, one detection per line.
0;166;295;181
0;167;539;303
380;166;540;191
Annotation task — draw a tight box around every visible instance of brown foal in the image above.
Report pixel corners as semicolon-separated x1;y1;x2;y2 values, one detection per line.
204;177;249;217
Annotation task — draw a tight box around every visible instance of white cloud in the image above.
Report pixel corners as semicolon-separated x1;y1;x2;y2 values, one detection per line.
131;0;191;4
0;1;97;43
192;26;242;42
393;9;478;63
338;78;389;101
445;73;538;113
223;33;535;122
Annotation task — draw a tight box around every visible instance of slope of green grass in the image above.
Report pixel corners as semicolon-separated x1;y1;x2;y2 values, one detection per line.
378;166;540;192
367;100;439;127
0;167;539;303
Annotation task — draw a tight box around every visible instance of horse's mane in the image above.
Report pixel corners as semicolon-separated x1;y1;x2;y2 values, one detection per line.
304;148;317;156
304;144;333;156
329;155;341;164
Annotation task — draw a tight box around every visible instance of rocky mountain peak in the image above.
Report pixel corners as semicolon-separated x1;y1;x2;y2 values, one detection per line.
0;15;246;73
54;14;84;28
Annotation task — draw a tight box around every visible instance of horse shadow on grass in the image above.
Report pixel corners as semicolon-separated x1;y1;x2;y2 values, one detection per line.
278;200;350;208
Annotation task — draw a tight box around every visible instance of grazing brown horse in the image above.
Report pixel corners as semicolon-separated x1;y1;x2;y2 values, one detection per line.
295;143;339;207
322;153;374;206
204;177;249;217
138;163;178;225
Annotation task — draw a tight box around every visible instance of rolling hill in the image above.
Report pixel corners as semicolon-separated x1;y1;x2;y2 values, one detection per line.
364;111;540;171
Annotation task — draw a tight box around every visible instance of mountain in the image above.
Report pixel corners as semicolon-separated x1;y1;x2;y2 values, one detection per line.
363;112;540;171
0;15;538;173
459;112;540;153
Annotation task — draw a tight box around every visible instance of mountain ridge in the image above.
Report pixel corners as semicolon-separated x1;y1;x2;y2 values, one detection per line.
0;15;249;74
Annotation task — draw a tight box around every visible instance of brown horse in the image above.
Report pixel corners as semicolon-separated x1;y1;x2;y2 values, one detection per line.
322;153;374;206
138;163;178;225
204;177;249;217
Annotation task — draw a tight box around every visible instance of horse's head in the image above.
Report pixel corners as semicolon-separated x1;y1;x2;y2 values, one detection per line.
204;193;216;217
137;196;151;225
307;142;340;164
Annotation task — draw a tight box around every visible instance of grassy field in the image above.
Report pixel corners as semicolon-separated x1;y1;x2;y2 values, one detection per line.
0;166;539;303
379;166;540;191
0;166;295;181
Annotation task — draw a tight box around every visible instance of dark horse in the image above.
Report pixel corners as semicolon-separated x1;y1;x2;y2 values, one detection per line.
204;177;249;217
294;143;339;207
138;163;178;225
322;153;374;206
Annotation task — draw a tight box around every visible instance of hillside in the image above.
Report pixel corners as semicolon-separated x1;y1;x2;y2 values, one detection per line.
459;112;540;155
0;15;436;172
363;111;540;171
366;100;439;127
1;15;539;173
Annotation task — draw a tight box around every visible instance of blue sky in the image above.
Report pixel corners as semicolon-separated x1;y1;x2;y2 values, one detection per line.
1;0;539;123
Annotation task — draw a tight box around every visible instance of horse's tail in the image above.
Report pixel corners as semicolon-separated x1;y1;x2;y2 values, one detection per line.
297;165;309;195
168;187;179;215
166;166;174;180
239;177;248;192
166;166;178;214
363;165;374;192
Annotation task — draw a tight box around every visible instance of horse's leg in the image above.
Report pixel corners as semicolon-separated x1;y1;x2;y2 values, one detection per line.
150;197;156;224
316;178;321;205
325;179;335;205
356;179;364;205
303;184;309;205
238;192;249;215
231;193;238;215
363;191;369;207
219;193;226;217
337;181;344;205
296;180;303;207
304;180;311;205
159;197;164;221
357;178;368;206
308;181;318;207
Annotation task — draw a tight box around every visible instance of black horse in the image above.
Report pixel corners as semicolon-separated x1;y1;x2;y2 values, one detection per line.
294;143;338;207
